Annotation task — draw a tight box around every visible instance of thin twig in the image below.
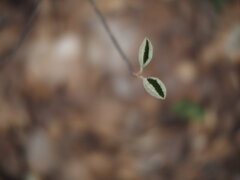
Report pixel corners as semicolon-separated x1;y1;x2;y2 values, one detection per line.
87;0;134;73
0;0;42;68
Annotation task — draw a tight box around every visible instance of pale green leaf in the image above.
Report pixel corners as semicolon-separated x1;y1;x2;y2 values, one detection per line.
139;38;153;68
143;77;166;99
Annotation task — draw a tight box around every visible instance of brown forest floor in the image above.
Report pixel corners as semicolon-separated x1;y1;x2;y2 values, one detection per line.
0;0;240;180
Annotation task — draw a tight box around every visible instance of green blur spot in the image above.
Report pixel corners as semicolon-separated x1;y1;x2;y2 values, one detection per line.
211;0;227;12
173;100;204;121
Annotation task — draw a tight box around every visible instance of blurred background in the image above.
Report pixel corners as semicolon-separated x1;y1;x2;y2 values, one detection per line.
0;0;240;179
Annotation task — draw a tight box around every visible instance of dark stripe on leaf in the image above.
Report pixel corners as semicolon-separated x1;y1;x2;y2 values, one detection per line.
143;40;149;64
147;78;164;98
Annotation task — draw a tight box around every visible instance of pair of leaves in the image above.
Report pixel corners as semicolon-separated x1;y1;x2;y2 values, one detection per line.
138;38;166;99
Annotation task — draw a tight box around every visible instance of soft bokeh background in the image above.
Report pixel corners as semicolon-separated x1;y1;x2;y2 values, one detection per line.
0;0;240;179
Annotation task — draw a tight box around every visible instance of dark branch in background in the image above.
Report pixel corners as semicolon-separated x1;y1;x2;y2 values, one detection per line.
87;0;134;73
0;0;42;69
0;0;133;72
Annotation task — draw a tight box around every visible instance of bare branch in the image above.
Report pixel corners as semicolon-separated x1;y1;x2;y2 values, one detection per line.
0;0;42;69
87;0;134;73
